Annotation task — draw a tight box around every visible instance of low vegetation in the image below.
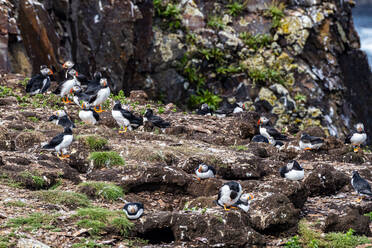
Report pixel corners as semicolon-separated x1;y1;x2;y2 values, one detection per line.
239;32;273;51
227;2;244;16
19;171;46;189
74;207;133;236
153;0;182;30
83;135;108;151
207;16;225;30
7;212;60;232
285;220;370;248
265;0;286;29
79;181;124;201
89;151;125;168
33;190;91;209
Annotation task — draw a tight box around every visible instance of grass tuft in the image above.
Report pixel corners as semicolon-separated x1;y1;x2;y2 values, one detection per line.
3;200;27;208
84;136;108;151
7;212;59;231
74;207;133;236
89;151;125;168
79;181;124;201
33;190;91;209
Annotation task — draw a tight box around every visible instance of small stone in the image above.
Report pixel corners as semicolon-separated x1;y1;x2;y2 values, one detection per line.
129;90;148;103
17;238;50;248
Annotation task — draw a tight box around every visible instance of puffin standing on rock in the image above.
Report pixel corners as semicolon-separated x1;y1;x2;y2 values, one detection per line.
258;116;287;142
91;78;110;113
279;160;304;181
48;110;75;129
195;164;216;180
26;65;53;95
299;133;324;150
144;109;170;128
42;127;73;159
123;202;144;220
57;68;80;104
79;102;100;125
216;181;242;211
112;101;143;133
345;123;367;152
351;171;372;202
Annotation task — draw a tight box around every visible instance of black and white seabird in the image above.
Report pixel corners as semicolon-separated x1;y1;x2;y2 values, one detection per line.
112;101;143;133
26;65;53;95
91;78;110;113
279;160;304;181
79;102;100;125
84;72;102;95
196;103;213;116
216;181;242;211
62;61;89;84
123;202;144;220
345;123;367;152
195;164;216;180
72;85;95;107
351;171;372;202
251;134;269;143
42;127;73;159
144;109;170;128
258;116;287;141
57;69;80;104
299;133;324;150
48;110;75;129
62;61;75;79
232;193;254;212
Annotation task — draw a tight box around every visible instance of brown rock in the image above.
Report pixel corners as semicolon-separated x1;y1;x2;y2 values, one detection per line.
129;90;148;103
302;126;326;138
15;130;43;149
324;208;372;236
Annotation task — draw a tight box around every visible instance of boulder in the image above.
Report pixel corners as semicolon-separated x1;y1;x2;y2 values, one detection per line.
304;164;349;196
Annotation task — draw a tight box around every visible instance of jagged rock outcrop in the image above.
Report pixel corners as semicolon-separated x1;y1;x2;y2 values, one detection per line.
0;0;371;143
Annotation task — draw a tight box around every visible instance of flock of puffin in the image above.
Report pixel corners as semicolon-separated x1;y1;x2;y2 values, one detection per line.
24;63;371;219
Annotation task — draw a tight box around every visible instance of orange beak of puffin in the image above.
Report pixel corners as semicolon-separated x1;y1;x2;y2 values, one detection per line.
75;72;79;76
198;167;202;173
249;194;254;200
257;119;261;126
48;69;53;75
62;63;67;69
70;88;73;94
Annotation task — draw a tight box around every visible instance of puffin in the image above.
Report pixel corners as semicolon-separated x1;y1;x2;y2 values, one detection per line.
72;85;95;107
144;109;170;128
351;171;372;202
62;60;89;84
42;127;73;159
279;160;304;181
112;101;143;133
299;133;324;150
26;65;53;95
90;78;110;113
57;68;80;104
267;136;284;149
345;123;367;152
258;116;287;141
79;102;100;125
123;202;144;220
195;164;216;180
251;134;269;143
216;181;242;211
48;110;75;129
84;71;102;95
197;103;213;116
232;193;254;212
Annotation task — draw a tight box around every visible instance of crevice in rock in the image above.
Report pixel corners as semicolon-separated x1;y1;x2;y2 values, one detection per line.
138;227;175;244
127;182;187;195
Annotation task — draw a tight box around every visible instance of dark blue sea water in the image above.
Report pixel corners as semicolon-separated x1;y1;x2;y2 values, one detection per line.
353;4;372;68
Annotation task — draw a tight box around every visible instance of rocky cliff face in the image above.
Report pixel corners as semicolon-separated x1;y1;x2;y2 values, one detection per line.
0;0;371;142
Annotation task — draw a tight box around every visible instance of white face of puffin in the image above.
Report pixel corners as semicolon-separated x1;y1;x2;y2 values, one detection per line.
240;193;254;203
63;61;74;69
258;116;269;126
100;78;108;87
128;204;138;214
56;110;66;117
355;123;365;133
40;67;52;76
198;164;209;173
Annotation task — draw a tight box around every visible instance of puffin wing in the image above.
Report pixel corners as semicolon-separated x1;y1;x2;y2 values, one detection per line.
40;77;51;93
43;133;64;149
120;109;135;120
92;109;100;121
26;74;43;93
345;132;355;144
309;135;324;143
266;126;287;140
150;116;170;128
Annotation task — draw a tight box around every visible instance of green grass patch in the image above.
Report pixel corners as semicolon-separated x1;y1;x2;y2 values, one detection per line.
153;0;182;30
20;171;46;188
7;212;59;231
248;67;286;86
207;16;225;30
265;0;285;29
79;181;124;201
27;116;39;123
74;207;133;236
227;2;244;16
285;220;370;248
239;32;273;51
89;151;125;168
33;190;91;209
189;89;222;111
4;200;27;208
84;136;108;151
231;145;248;151
72;238;109;248
0;86;14;97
